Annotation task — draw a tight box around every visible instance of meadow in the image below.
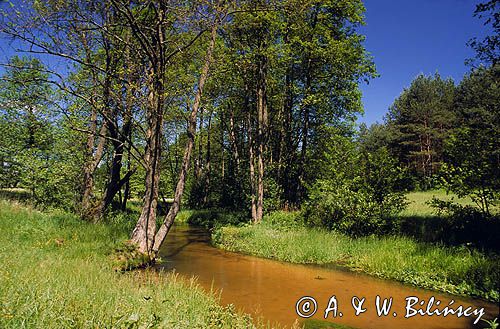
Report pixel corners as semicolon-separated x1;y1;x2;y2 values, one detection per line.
0;200;256;328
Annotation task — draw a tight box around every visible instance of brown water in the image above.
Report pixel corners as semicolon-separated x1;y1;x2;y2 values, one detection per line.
157;225;499;329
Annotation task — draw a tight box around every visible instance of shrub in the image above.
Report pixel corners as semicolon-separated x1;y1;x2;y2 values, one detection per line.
262;210;302;228
184;209;248;229
303;138;407;236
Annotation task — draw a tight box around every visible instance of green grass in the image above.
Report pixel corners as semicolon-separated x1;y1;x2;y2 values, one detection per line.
203;190;499;303
395;190;499;249
402;190;476;216
0;200;256;328
212;221;499;303
302;319;357;329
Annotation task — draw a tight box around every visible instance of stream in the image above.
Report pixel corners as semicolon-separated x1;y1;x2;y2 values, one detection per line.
157;225;498;329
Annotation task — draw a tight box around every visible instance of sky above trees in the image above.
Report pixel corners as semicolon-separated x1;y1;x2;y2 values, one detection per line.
359;0;494;124
0;0;495;125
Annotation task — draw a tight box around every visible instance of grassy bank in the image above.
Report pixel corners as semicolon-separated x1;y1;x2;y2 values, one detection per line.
0;200;255;328
211;191;499;303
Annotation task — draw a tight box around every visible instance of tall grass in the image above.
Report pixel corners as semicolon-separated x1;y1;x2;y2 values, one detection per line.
0;200;255;328
213;221;499;302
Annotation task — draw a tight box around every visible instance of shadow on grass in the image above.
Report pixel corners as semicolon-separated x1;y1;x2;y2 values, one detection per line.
396;214;500;252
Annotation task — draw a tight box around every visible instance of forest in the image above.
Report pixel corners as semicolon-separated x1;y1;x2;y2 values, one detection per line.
0;0;498;328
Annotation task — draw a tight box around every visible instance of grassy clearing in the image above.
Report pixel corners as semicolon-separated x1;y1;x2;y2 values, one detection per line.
212;204;500;303
0;200;255;328
395;190;499;249
402;190;475;216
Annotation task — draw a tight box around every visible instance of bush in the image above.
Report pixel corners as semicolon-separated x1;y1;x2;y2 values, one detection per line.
184;209;248;229
303;180;405;236
262;210;302;228
303;138;407;236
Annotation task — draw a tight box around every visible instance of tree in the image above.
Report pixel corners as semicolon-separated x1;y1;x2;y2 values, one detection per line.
358;122;391;153
0;56;80;208
441;64;500;215
304;133;407;236
1;0;143;219
152;16;222;255
0;0;377;260
386;73;455;189
467;0;499;66
206;0;376;216
0;56;52;192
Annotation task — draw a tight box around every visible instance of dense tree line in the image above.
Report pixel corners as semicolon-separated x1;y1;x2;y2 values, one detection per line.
0;0;497;260
360;64;499;214
0;0;374;260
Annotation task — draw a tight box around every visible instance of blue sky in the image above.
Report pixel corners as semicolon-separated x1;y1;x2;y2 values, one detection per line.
358;0;493;125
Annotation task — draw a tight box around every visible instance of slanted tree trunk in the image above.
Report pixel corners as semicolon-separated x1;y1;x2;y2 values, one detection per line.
195;107;204;180
92;87;136;220
121;135;133;211
152;21;218;255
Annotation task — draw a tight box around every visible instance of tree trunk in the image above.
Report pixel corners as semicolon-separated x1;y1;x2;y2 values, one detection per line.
121;122;134;211
248;111;257;222
81;119;107;220
281;61;294;207
131;69;164;256
195;107;204;180
81;106;98;219
79;28;108;221
229;108;240;173
255;54;268;222
297;58;312;203
152;22;218;255
203;112;212;205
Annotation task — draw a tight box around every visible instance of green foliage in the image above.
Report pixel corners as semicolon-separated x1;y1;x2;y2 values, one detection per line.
199;0;377;209
262;210;303;228
482;317;499;329
304;136;407;236
0;56;52;188
0;200;255;328
426;198;499;250
112;241;153;271
181;208;249;229
0;56;81;210
467;0;499;66
383;191;500;251
385;73;456;189
213;221;500;302
440;64;500;215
